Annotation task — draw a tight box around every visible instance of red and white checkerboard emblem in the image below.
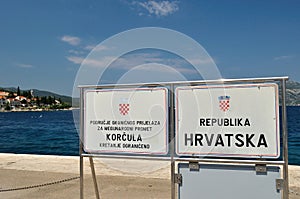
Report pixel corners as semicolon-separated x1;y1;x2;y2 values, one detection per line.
218;96;230;112
119;103;129;115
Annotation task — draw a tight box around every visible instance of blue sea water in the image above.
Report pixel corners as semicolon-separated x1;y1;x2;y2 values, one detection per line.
286;106;300;165
0;110;79;156
0;107;299;165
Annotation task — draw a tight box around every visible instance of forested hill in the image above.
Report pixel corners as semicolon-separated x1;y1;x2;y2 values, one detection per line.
286;80;300;106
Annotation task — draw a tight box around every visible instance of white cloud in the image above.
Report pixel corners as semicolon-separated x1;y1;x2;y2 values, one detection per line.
189;57;216;65
84;45;96;51
66;56;84;65
274;55;293;61
66;52;204;75
61;35;81;46
133;1;179;17
66;56;115;68
68;49;85;55
16;63;34;68
84;45;111;51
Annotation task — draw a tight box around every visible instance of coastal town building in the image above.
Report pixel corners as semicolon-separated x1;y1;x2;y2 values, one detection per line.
0;91;9;98
0;88;70;111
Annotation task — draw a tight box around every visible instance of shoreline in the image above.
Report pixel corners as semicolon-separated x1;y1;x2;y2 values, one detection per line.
0;108;78;112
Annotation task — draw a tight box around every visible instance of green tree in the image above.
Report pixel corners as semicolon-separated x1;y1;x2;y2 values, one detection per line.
48;96;52;104
23;90;32;99
17;86;21;96
5;102;11;110
36;96;40;106
8;92;15;98
21;99;27;105
41;96;47;104
22;90;27;97
28;91;32;99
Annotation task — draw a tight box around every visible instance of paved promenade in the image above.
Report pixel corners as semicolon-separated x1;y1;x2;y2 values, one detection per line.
0;153;299;199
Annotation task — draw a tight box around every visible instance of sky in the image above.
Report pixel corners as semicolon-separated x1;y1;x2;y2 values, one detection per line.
0;0;299;96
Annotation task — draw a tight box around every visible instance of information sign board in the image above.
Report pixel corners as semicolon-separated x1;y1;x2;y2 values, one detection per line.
84;88;168;155
176;84;279;158
178;163;281;199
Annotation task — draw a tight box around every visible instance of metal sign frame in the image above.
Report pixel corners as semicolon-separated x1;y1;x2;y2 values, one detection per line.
78;76;289;199
177;163;282;199
83;87;169;155
175;83;280;158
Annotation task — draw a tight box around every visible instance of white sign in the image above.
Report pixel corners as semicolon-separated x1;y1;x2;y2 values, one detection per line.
176;84;279;158
84;88;168;155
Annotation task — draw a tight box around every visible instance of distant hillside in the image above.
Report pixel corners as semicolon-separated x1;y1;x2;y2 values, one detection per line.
32;89;72;105
286;80;300;106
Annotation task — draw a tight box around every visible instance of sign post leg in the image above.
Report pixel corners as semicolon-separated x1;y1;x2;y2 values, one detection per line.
89;157;100;199
170;84;176;199
80;155;84;199
80;87;85;199
281;79;289;199
171;161;175;199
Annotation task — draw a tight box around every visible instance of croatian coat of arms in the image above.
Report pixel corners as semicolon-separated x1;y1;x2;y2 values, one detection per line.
218;96;230;112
